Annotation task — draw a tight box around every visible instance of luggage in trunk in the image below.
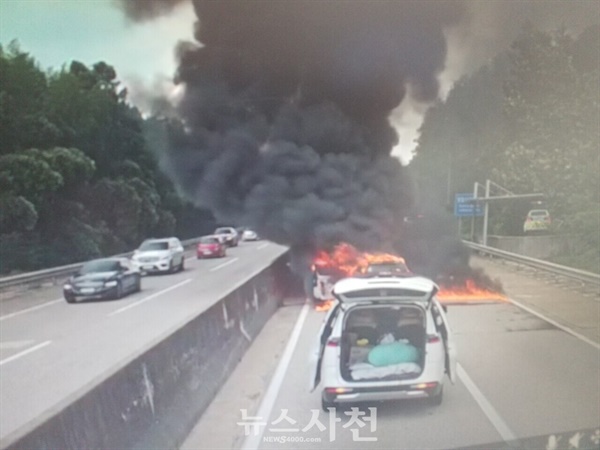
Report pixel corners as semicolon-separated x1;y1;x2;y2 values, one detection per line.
340;305;426;382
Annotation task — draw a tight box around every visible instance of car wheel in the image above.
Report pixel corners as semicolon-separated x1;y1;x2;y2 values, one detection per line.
179;257;185;271
428;386;444;406
135;275;142;293
168;260;175;273
321;396;336;412
64;294;76;304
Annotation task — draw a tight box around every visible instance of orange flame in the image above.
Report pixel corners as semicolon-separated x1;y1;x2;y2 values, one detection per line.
311;243;506;309
315;299;336;312
438;279;507;304
312;243;406;277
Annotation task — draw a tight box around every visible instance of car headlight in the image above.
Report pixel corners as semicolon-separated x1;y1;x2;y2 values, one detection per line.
64;284;73;290
105;280;118;287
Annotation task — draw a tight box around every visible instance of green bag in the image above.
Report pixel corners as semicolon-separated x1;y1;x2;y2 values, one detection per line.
368;341;419;367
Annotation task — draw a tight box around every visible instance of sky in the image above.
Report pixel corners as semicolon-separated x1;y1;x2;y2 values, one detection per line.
2;1;598;164
1;0;195;113
1;0;425;161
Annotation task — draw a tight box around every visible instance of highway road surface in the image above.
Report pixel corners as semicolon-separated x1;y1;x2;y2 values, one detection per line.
0;241;287;444
183;255;600;450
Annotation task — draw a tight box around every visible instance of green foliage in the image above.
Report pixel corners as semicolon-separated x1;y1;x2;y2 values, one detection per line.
413;24;600;272
0;195;38;233
0;43;215;273
0;151;63;207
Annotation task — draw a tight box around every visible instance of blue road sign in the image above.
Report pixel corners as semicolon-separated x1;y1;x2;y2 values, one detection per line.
454;193;484;217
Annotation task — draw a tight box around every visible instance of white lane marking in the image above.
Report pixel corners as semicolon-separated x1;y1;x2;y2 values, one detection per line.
0;340;52;366
241;302;310;450
0;299;62;322
0;340;34;350
108;279;192;316
210;258;239;272
257;243;269;250
510;297;600;350
457;363;517;443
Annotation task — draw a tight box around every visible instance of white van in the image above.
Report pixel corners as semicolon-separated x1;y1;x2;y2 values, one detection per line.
309;276;456;410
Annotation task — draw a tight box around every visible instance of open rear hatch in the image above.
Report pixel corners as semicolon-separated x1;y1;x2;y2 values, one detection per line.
332;277;437;383
333;276;438;306
340;304;427;382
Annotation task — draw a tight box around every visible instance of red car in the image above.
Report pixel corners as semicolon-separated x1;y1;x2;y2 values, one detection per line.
196;235;227;259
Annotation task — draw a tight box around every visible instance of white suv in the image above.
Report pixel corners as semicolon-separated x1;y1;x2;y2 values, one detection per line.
310;276;456;410
131;238;185;274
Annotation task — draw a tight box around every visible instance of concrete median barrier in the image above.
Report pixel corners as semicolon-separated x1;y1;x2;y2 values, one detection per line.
2;253;294;450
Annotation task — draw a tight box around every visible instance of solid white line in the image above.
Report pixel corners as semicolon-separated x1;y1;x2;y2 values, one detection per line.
210;257;239;272
510;297;600;350
108;279;192;316
257;243;269;250
241;302;310;450
0;299;63;322
0;340;52;366
457;363;517;443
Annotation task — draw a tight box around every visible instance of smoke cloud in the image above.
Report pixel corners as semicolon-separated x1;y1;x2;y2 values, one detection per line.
156;1;465;258
114;0;189;22
115;1;597;287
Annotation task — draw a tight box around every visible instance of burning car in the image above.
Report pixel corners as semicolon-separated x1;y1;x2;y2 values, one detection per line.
306;244;413;303
306;243;506;307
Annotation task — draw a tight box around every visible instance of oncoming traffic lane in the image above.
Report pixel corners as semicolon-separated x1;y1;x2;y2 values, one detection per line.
0;241;287;443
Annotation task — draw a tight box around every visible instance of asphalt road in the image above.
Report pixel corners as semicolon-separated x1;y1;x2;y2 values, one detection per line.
0;240;288;443
183;256;600;450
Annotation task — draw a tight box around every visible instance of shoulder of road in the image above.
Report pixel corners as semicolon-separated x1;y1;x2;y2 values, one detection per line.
471;255;599;347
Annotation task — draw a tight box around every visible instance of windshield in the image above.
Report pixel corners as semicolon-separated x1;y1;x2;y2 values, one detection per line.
79;260;120;274
138;241;169;251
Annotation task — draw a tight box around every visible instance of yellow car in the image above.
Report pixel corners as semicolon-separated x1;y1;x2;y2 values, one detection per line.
524;209;551;233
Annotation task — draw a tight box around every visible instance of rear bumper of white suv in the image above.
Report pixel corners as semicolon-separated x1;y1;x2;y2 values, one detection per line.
322;381;441;405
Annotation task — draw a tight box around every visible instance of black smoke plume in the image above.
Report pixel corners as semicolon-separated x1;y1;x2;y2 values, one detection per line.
114;0;188;21
159;1;465;262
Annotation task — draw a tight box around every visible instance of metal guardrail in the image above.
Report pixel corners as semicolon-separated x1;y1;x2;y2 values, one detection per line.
0;237;205;292
462;240;600;287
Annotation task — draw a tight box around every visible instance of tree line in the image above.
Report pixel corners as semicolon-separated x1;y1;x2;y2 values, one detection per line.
411;24;599;272
0;42;215;273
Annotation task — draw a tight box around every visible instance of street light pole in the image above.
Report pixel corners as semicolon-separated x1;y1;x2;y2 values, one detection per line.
482;179;490;246
471;182;477;241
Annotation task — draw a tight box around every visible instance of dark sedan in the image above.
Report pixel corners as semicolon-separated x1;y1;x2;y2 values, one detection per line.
63;258;141;303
